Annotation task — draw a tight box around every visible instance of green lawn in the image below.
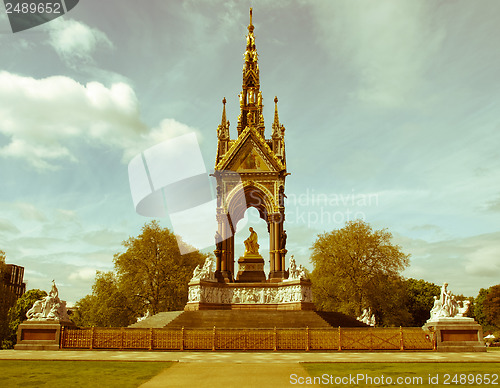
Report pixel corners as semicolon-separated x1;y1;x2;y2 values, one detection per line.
301;362;500;387
0;360;173;388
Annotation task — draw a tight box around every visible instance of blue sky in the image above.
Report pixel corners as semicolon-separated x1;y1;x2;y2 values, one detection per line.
0;0;499;304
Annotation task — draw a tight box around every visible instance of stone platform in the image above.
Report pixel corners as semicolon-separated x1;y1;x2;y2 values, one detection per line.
185;279;314;311
423;317;486;352
14;320;74;351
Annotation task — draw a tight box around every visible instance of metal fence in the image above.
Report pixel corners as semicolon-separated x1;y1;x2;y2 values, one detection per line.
61;326;434;351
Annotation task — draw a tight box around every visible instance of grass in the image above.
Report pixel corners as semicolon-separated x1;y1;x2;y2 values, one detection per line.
0;360;173;388
301;362;500;387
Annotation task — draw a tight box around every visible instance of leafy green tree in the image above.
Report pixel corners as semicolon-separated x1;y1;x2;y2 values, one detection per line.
310;220;410;326
71;272;134;327
404;278;441;326
473;287;491;327
73;221;207;327
2;289;47;349
483;284;500;328
369;275;412;327
71;294;97;327
0;285;16;348
0;249;5;272
114;221;206;315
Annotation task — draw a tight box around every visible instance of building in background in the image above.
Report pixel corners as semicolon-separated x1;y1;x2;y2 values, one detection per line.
2;264;26;298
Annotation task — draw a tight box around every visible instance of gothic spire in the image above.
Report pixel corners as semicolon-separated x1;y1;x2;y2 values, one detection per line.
237;7;262;137
272;96;280;137
221;97;227;127
248;7;254;33
217;97;229;140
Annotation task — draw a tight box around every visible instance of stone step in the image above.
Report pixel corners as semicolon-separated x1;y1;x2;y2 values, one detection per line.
315;311;368;328
164;310;367;329
128;311;184;328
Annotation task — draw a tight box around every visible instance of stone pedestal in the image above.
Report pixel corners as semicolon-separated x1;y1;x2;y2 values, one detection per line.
236;253;266;282
15;320;74;350
269;271;287;282
423;318;486;352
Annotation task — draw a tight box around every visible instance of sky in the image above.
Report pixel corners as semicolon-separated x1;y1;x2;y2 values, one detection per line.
0;0;499;305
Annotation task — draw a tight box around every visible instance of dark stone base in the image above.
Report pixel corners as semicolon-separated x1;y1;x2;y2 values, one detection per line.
423;318;486;352
236;253;266;282
215;270;233;283
269;271;287;282
14;320;74;351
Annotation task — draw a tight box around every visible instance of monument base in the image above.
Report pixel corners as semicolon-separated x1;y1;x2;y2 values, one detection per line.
236;253;266;282
14;320;74;350
185;279;314;311
423;318;486;352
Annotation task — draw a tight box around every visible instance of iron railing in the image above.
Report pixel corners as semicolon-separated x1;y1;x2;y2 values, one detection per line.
61;326;434;351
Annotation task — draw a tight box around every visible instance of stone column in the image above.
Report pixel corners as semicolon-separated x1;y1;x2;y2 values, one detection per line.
274;220;281;271
269;221;275;273
269;213;285;281
280;219;286;274
216;213;232;282
229;235;235;276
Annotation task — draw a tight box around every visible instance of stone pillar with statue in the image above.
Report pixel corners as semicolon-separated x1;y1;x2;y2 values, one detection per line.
15;280;74;350
423;282;486;352
236;227;266;282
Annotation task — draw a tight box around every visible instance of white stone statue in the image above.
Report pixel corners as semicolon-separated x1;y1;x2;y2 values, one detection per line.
456;300;470;317
27;280;70;322
136;309;150;323
357;307;376;327
190;257;216;282
428;282;470;320
287;256;309;281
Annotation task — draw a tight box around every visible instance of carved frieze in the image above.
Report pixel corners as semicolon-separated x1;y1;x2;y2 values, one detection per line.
187;282;312;305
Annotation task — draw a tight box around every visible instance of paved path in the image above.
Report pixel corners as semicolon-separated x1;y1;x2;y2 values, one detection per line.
2;350;499;387
1;349;500;363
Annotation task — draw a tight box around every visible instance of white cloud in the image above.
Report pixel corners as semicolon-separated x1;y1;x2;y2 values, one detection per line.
0;219;20;235
0;71;200;170
1;138;76;170
11;202;47;222
308;1;445;107
123;118;203;162
69;267;98;281
464;242;500;278
398;232;500;297
46;18;113;66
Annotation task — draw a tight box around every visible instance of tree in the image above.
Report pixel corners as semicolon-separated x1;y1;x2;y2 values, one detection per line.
483;285;500;328
2;289;47;349
473;287;491;328
114;221;207;315
71;272;134;327
404;279;441;326
310;220;410;326
73;221;207;327
0;249;5;272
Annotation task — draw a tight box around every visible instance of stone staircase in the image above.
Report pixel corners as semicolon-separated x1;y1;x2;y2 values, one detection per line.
127;310;366;329
128;311;184;328
315;311;368;328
